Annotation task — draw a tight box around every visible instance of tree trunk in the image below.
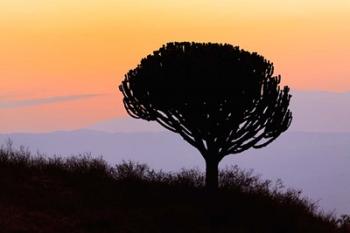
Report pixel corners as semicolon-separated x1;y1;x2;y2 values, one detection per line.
205;158;220;191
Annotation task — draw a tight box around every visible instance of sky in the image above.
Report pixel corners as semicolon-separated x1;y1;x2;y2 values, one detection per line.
1;0;350;133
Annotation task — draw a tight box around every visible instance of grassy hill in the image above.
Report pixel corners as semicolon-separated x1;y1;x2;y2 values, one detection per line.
0;144;349;233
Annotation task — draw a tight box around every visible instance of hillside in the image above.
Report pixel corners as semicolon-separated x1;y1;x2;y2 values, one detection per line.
1;145;349;233
1;130;350;215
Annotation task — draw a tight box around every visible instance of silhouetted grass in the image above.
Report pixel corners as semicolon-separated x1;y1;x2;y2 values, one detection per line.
0;142;349;233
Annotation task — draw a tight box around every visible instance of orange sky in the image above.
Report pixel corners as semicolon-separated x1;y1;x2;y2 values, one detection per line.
1;0;350;132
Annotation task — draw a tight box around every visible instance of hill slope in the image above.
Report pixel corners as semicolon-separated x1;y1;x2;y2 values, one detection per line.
1;146;349;233
1;130;350;215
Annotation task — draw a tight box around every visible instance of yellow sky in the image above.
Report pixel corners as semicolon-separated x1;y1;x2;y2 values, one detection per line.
1;0;350;132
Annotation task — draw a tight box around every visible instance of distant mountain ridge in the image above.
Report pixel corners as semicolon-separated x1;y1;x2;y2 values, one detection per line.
87;117;164;133
87;91;350;133
289;91;350;132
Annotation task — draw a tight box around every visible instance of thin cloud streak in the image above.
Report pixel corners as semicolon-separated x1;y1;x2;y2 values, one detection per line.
0;94;103;109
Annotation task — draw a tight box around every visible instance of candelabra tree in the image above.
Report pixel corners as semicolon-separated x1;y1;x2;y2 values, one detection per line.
119;42;292;191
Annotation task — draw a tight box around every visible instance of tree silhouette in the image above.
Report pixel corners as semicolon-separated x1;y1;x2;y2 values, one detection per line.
119;42;292;191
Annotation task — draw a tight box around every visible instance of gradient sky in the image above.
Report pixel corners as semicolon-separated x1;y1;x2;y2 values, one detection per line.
1;0;350;133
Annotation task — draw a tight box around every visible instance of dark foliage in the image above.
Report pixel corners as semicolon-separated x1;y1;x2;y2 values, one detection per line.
1;144;349;233
119;42;292;189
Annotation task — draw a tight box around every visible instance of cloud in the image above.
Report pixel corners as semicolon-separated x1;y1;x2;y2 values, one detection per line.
0;94;102;109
